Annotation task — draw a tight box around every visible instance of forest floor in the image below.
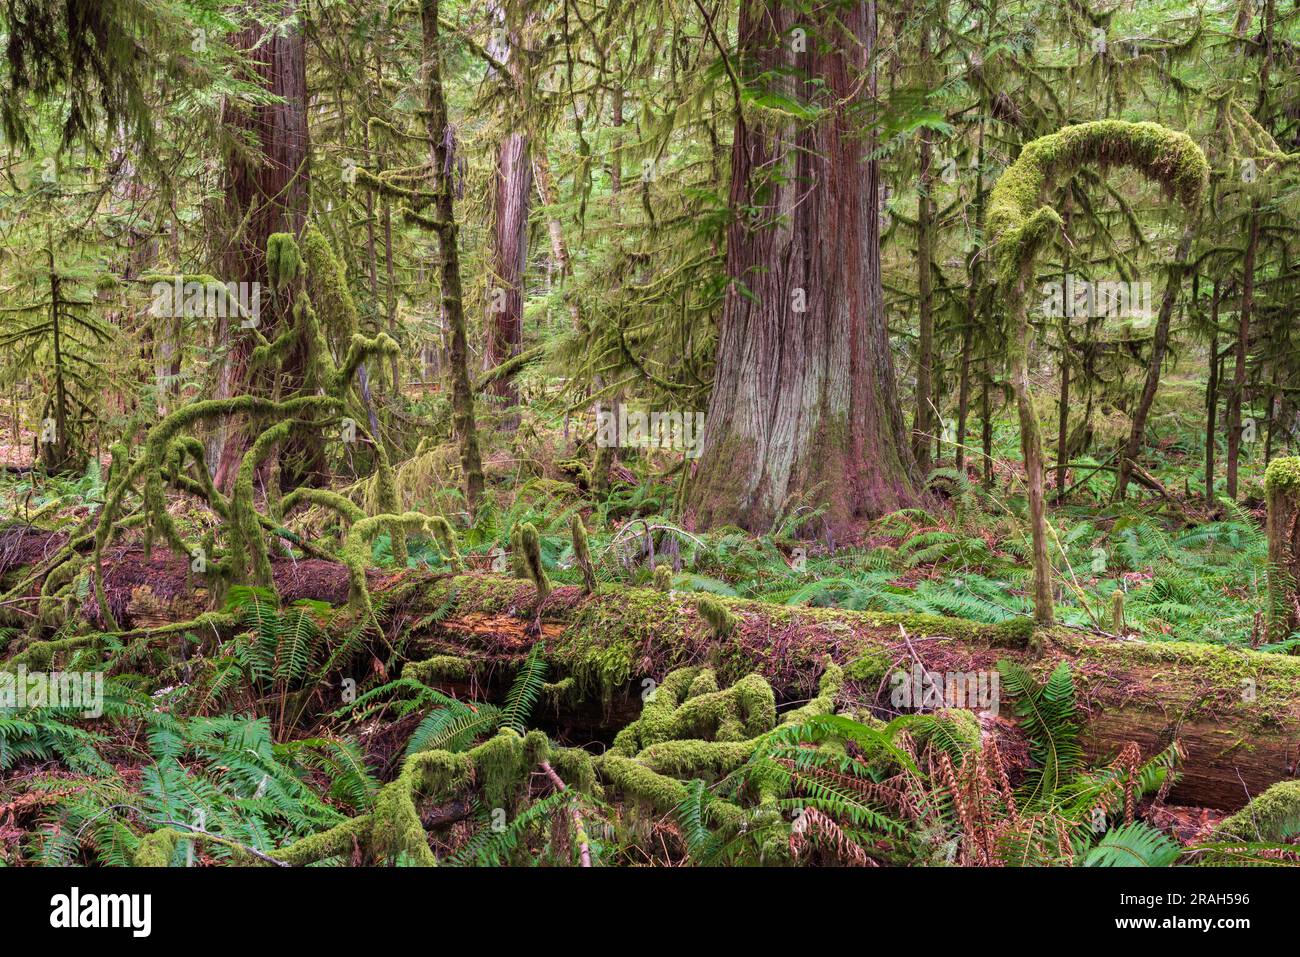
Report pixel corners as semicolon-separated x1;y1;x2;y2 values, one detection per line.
0;395;1296;867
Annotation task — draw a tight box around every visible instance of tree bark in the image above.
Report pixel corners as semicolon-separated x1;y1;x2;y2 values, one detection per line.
1206;297;1219;500
913;85;935;474
1265;458;1300;641
1114;222;1196;500
484;130;531;403
422;0;484;513
689;0;920;537
211;3;311;491
1227;209;1259;501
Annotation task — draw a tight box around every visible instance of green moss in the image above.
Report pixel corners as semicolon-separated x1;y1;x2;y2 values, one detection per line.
845;646;896;684
1211;781;1300;843
133;828;185;867
695;594;738;637
266;232;302;290
571;514;596;593
403;655;473;683
517;523;551;602
1265;456;1300;495
429;515;462;572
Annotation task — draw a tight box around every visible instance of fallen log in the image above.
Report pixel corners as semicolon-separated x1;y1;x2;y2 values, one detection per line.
412;576;1300;811
4;530;1298;810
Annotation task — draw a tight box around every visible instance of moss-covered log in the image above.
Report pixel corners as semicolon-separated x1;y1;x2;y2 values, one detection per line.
6;531;1300;811
408;575;1300;811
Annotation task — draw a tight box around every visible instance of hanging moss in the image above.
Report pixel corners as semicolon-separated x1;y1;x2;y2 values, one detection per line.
266;232;302;290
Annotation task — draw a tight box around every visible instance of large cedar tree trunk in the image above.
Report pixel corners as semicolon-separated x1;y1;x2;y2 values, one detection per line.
689;0;920;538
210;4;311;491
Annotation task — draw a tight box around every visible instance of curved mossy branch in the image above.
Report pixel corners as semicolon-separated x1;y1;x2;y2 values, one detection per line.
596;662;845;828
229;418;310;588
987;120;1208;625
281;487;367;524
87;395;344;626
428;515;462;572
343;512;432;619
271;728;597;866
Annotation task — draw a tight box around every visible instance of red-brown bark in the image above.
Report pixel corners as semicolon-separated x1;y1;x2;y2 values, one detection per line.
689;0;920;537
210;3;312;492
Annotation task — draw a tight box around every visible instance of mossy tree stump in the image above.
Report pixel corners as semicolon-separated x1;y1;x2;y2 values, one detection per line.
1265;456;1300;642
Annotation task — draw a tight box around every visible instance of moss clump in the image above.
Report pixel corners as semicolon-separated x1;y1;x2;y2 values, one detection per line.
845;646;896;684
597;664;843;825
991;617;1036;647
266;232;302;289
403;655;473;683
695;594;738;638
1264;456;1300;496
274;726;599;866
517;523;551;603
611;667;776;755
1210;781;1300;843
652;565;672;592
133;828;185;867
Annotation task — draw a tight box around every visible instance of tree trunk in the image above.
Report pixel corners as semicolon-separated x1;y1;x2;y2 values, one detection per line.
981;368;993;490
913;112;935;474
211;3;311;491
689;0;920;537
1265;457;1300;641
422;0;484;514
1206;286;1220;500
484;131;531;403
956;120;985;476
1227;209;1259;501
1114;222;1196;499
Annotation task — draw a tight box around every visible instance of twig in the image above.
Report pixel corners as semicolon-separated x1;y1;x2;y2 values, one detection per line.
159;820;291;867
539;760;591;867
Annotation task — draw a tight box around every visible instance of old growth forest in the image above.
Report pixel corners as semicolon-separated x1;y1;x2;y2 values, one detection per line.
1;0;1300;876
